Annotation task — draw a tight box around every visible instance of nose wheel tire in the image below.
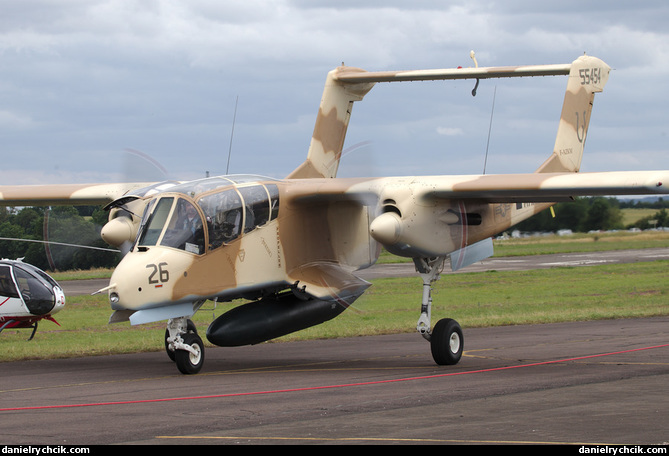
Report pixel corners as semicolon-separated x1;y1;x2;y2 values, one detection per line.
165;318;205;374
174;332;205;374
165;319;198;362
430;318;463;365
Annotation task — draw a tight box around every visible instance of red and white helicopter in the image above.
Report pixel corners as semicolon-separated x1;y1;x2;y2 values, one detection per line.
0;259;65;340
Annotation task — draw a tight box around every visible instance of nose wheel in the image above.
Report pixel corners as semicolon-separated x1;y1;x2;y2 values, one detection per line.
174;332;204;374
165;317;205;374
414;256;464;366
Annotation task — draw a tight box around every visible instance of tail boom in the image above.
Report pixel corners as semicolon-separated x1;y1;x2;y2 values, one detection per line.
288;55;595;180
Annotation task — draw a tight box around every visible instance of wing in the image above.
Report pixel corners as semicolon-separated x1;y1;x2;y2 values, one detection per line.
415;171;669;203
0;182;155;206
287;170;669;204
285;170;669;264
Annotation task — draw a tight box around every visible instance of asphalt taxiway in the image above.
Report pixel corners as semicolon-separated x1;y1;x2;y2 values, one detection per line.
2;318;668;445
2;248;668;445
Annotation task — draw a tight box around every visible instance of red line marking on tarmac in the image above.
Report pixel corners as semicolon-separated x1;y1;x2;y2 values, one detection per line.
1;344;667;412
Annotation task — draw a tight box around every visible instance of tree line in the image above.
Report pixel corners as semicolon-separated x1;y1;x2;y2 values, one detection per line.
0;197;666;272
514;197;668;233
0;205;120;271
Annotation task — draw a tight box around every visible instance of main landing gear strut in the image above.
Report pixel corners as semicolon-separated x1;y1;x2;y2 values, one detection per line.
414;256;464;365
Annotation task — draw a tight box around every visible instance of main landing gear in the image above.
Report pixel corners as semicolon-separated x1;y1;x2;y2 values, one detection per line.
165;317;205;374
414;256;464;365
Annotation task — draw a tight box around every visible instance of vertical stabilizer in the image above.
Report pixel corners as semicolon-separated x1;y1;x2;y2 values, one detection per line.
287;67;375;179
536;55;610;173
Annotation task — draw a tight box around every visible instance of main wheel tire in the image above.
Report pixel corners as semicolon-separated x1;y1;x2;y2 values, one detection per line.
174;332;205;374
430;318;463;365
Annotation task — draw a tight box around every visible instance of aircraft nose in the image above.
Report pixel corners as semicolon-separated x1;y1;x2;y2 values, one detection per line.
105;247;194;312
106;252;155;311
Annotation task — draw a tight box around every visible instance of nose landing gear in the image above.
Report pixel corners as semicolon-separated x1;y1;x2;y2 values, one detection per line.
165;317;205;374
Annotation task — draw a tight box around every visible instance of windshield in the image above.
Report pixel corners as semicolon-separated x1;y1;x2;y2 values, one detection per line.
136;197;205;254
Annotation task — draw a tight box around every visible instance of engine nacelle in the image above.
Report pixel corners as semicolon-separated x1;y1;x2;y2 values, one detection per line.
206;292;351;347
101;214;135;248
101;198;150;250
369;206;469;258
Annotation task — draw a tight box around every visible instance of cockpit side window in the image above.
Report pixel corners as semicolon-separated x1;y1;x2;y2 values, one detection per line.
239;185;270;234
0;265;18;299
161;199;206;254
267;184;280;221
197;184;280;251
198;189;243;250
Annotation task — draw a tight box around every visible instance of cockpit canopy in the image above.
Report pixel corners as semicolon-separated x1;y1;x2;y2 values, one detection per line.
127;174;278;199
0;261;61;315
135;181;280;254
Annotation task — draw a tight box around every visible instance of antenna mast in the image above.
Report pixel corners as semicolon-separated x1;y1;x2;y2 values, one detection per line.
226;95;239;175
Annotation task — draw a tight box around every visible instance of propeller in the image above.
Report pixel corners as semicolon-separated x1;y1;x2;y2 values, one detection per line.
38;149;170;270
99;149;171;257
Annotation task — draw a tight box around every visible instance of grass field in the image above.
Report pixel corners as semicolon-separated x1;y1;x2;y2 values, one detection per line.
621;208;659;226
1;232;667;362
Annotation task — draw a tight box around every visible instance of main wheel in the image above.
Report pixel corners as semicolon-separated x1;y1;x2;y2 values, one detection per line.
174;332;205;374
430;318;463;365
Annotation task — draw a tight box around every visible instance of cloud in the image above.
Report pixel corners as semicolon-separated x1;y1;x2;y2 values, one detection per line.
0;1;667;184
0;110;34;129
436;127;464;137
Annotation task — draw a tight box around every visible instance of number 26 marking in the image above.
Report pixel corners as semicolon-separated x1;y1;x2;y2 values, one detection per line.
147;262;169;284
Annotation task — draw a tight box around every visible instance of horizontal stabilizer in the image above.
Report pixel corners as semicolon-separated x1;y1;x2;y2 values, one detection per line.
335;63;571;84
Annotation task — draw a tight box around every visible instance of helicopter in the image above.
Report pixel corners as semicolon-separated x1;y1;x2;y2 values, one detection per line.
0;259;65;340
0;54;667;374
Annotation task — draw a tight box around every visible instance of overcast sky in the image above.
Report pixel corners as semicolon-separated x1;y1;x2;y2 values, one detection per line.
1;0;668;185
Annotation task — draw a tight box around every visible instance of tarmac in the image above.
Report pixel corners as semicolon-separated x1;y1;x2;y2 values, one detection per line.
1;318;668;445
